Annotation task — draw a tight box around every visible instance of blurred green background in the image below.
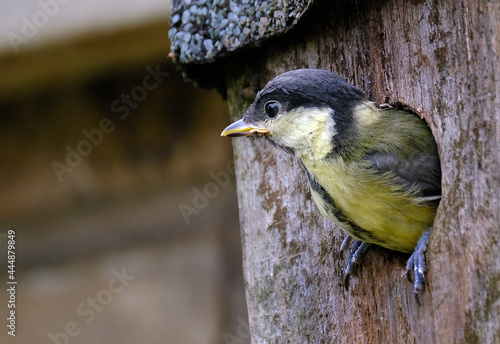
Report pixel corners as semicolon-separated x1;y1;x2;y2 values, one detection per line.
0;1;248;343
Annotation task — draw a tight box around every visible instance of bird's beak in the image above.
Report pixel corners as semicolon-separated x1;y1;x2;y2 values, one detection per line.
221;119;270;137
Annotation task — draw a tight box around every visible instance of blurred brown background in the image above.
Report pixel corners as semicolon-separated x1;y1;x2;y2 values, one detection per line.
0;1;248;343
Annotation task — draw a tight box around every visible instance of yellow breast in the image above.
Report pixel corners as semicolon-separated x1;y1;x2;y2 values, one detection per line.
304;157;437;253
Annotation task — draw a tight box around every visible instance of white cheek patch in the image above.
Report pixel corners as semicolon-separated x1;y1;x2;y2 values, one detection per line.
268;107;337;159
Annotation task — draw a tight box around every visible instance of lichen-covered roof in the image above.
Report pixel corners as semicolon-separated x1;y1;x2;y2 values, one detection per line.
169;0;314;65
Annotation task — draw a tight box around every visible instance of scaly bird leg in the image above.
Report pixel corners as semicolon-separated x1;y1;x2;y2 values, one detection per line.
340;236;371;289
406;228;430;305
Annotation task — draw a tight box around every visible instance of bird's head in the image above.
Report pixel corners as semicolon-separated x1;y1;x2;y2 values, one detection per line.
221;69;368;159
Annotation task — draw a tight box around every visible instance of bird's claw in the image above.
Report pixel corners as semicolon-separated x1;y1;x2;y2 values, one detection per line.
341;229;431;304
342;238;371;289
339;235;353;252
405;228;430;305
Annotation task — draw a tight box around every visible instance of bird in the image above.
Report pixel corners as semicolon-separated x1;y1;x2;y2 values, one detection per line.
221;68;441;302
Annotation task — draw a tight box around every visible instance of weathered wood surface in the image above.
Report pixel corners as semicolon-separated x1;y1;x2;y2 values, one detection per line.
225;0;500;343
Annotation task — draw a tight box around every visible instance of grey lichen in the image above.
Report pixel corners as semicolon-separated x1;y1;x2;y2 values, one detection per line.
169;0;315;64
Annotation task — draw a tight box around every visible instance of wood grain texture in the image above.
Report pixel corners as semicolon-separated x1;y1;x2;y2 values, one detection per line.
225;0;500;342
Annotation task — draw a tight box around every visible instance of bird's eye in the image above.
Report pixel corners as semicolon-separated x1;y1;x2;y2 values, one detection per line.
264;101;280;118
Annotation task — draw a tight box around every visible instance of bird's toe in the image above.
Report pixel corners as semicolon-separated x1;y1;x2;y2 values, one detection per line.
406;228;430;304
343;240;371;289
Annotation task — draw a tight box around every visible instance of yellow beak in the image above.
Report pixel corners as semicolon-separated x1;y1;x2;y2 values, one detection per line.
221;119;270;137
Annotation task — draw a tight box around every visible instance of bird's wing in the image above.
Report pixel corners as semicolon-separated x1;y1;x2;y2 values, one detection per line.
366;151;442;201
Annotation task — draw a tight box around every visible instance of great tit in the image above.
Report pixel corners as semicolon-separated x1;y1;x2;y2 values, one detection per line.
221;69;441;301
